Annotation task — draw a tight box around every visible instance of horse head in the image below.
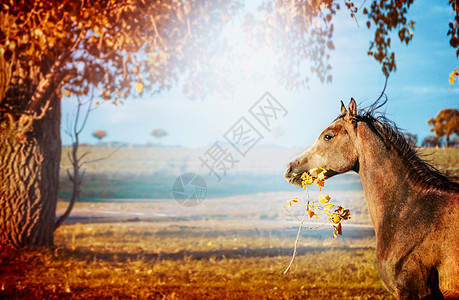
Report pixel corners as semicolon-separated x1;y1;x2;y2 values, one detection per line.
284;98;360;187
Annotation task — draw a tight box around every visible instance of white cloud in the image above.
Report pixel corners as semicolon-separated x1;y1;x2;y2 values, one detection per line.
401;85;459;96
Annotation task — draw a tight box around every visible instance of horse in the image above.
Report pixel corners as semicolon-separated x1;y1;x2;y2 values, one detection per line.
284;98;459;299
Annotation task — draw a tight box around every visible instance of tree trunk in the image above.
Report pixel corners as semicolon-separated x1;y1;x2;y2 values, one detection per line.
0;97;61;248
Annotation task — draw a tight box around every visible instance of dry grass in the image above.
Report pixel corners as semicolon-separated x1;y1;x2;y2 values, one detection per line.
418;147;459;180
1;219;390;299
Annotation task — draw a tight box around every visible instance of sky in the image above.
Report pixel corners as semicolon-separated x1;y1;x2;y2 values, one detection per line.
61;0;459;149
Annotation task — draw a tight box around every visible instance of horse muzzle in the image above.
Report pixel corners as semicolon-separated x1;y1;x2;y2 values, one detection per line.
284;160;305;187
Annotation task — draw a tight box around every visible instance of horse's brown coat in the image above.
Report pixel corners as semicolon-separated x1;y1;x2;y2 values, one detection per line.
285;99;459;299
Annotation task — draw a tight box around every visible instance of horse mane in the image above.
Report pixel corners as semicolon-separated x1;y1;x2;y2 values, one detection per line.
349;96;459;192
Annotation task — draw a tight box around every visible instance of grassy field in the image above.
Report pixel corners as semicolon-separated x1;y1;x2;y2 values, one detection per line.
1;147;457;299
1;219;389;299
417;147;459;178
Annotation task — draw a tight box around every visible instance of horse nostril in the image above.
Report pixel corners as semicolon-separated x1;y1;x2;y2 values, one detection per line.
288;161;297;173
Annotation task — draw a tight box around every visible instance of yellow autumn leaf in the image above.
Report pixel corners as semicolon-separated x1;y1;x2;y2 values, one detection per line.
309;167;326;176
336;222;342;235
341;209;351;220
136;82;144;93
300;172;313;186
332;213;340;224
292;198;298;203
335;206;344;214
332;224;342;238
449;69;459;85
317;172;325;181
301;172;311;181
307;204;314;218
318;195;331;204
324;203;334;210
313;178;324;187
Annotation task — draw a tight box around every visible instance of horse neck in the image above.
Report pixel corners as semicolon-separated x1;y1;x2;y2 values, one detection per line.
354;123;417;234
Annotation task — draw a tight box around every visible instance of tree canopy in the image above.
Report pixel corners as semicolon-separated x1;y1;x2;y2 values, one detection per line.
0;0;241;122
92;129;107;142
1;0;458;110
150;129;168;139
428;108;459;147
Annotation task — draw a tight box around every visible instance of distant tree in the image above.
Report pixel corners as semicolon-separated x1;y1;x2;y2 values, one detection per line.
403;132;418;146
422;135;443;148
150;129;168;143
427;109;459;147
92;130;107;142
451;136;459;147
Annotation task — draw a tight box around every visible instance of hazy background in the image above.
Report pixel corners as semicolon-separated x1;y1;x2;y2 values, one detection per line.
61;0;458;149
59;0;458;213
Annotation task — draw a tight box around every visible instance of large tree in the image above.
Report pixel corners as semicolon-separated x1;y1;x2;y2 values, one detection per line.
1;0;458;248
0;0;241;247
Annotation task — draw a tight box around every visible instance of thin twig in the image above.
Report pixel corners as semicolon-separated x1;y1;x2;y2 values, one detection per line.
284;206;301;222
284;205;308;274
284;188;311;275
77;86;95;135
83;143;126;164
301;219;328;231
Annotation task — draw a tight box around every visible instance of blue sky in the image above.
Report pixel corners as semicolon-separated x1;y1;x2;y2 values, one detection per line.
61;0;458;148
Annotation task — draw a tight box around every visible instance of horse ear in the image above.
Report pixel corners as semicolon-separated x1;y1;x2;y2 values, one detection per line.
348;98;357;117
340;100;347;114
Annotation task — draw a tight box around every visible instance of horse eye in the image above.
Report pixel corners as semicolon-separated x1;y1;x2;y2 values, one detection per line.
324;134;333;141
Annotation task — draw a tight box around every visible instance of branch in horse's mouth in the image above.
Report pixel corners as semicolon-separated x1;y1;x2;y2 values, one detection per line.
288;172;305;187
288;169;337;187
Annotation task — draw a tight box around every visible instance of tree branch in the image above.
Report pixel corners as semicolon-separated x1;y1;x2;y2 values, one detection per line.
29;29;87;117
83;143;126;164
55;92;86;231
